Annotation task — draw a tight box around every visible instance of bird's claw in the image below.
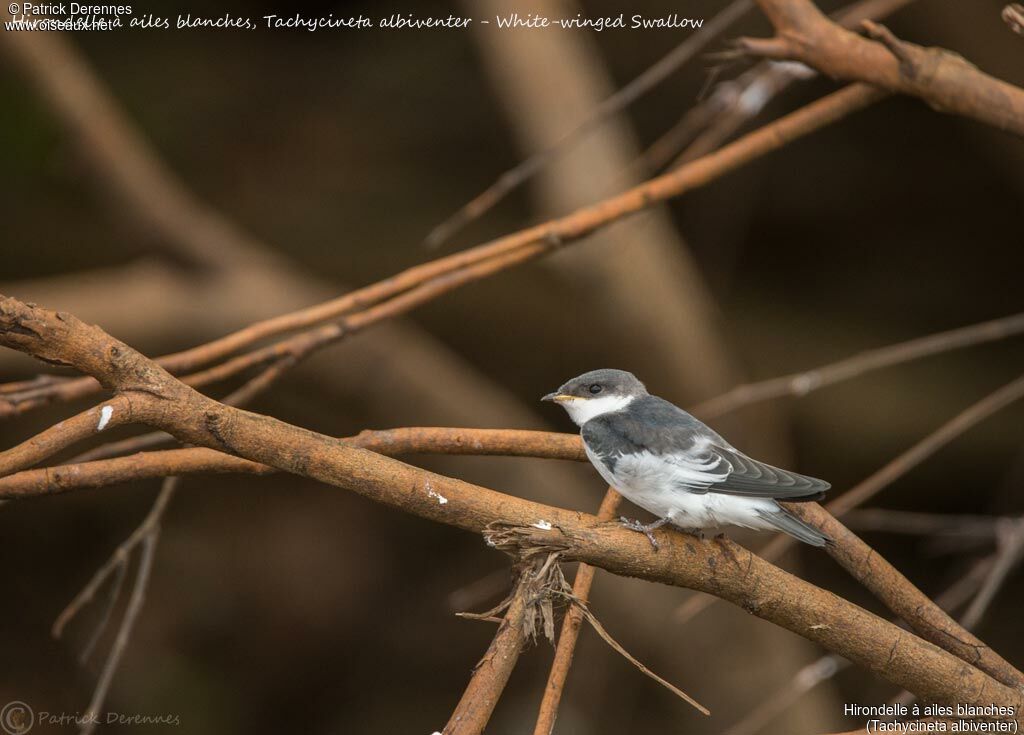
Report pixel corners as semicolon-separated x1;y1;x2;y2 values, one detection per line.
618;516;668;551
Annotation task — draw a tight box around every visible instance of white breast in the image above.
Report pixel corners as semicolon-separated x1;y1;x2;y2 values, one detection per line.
584;445;779;531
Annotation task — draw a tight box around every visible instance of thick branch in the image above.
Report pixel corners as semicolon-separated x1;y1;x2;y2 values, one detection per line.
1;295;1021;713
443;566;534;735
785;503;1024;690
742;0;1024;135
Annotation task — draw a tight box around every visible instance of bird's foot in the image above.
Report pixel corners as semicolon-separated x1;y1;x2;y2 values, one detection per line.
619;516;670;551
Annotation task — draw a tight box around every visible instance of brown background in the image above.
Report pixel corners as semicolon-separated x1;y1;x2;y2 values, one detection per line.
1;0;1023;733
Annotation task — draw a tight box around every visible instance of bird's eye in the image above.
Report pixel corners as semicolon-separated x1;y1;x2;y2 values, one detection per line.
589;384;603;395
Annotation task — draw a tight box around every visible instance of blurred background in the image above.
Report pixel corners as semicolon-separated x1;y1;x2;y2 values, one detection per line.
1;0;1023;732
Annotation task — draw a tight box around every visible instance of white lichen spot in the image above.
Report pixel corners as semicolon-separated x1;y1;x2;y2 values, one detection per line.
97;404;114;431
532;520;553;531
425;480;448;505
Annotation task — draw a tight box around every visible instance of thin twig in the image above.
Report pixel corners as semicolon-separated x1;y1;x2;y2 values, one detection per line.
843;508;1000;541
694;312;1024;418
65;477;176;735
961;516;1024;629
76;559;127;665
571;600;710;716
79;532;158;735
722;654;847;735
888;518;1024;707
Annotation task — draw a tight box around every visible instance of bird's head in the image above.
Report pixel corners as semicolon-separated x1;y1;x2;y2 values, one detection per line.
542;369;647;426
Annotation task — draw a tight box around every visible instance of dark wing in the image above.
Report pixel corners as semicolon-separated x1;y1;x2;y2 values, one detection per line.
691;444;830;500
585;396;829;500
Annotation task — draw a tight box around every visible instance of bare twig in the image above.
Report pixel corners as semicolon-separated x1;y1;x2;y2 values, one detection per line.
423;0;753;248
569;600;709;715
694;312;1024;418
723;654;847;735
961;516;1024;629
532;488;622;735
57;477;177;735
69;352;320;464
843;509;1000;542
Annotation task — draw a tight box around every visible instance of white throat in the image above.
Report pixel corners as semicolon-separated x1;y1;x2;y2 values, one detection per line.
562;393;636;426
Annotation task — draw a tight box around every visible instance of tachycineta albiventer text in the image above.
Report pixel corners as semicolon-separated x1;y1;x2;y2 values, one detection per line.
543;369;832;548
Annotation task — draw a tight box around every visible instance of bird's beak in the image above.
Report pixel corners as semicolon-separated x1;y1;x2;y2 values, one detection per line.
541;392;571;403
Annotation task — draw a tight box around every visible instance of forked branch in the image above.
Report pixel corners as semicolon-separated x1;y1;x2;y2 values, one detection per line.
739;0;1024;134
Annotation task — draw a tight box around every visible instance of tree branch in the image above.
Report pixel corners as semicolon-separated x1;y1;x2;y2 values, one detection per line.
739;0;1024;135
785;503;1024;689
1;295;1021;714
0;429;584;499
442;562;536;735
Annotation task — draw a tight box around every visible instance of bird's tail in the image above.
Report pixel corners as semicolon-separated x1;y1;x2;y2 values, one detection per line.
756;507;832;547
